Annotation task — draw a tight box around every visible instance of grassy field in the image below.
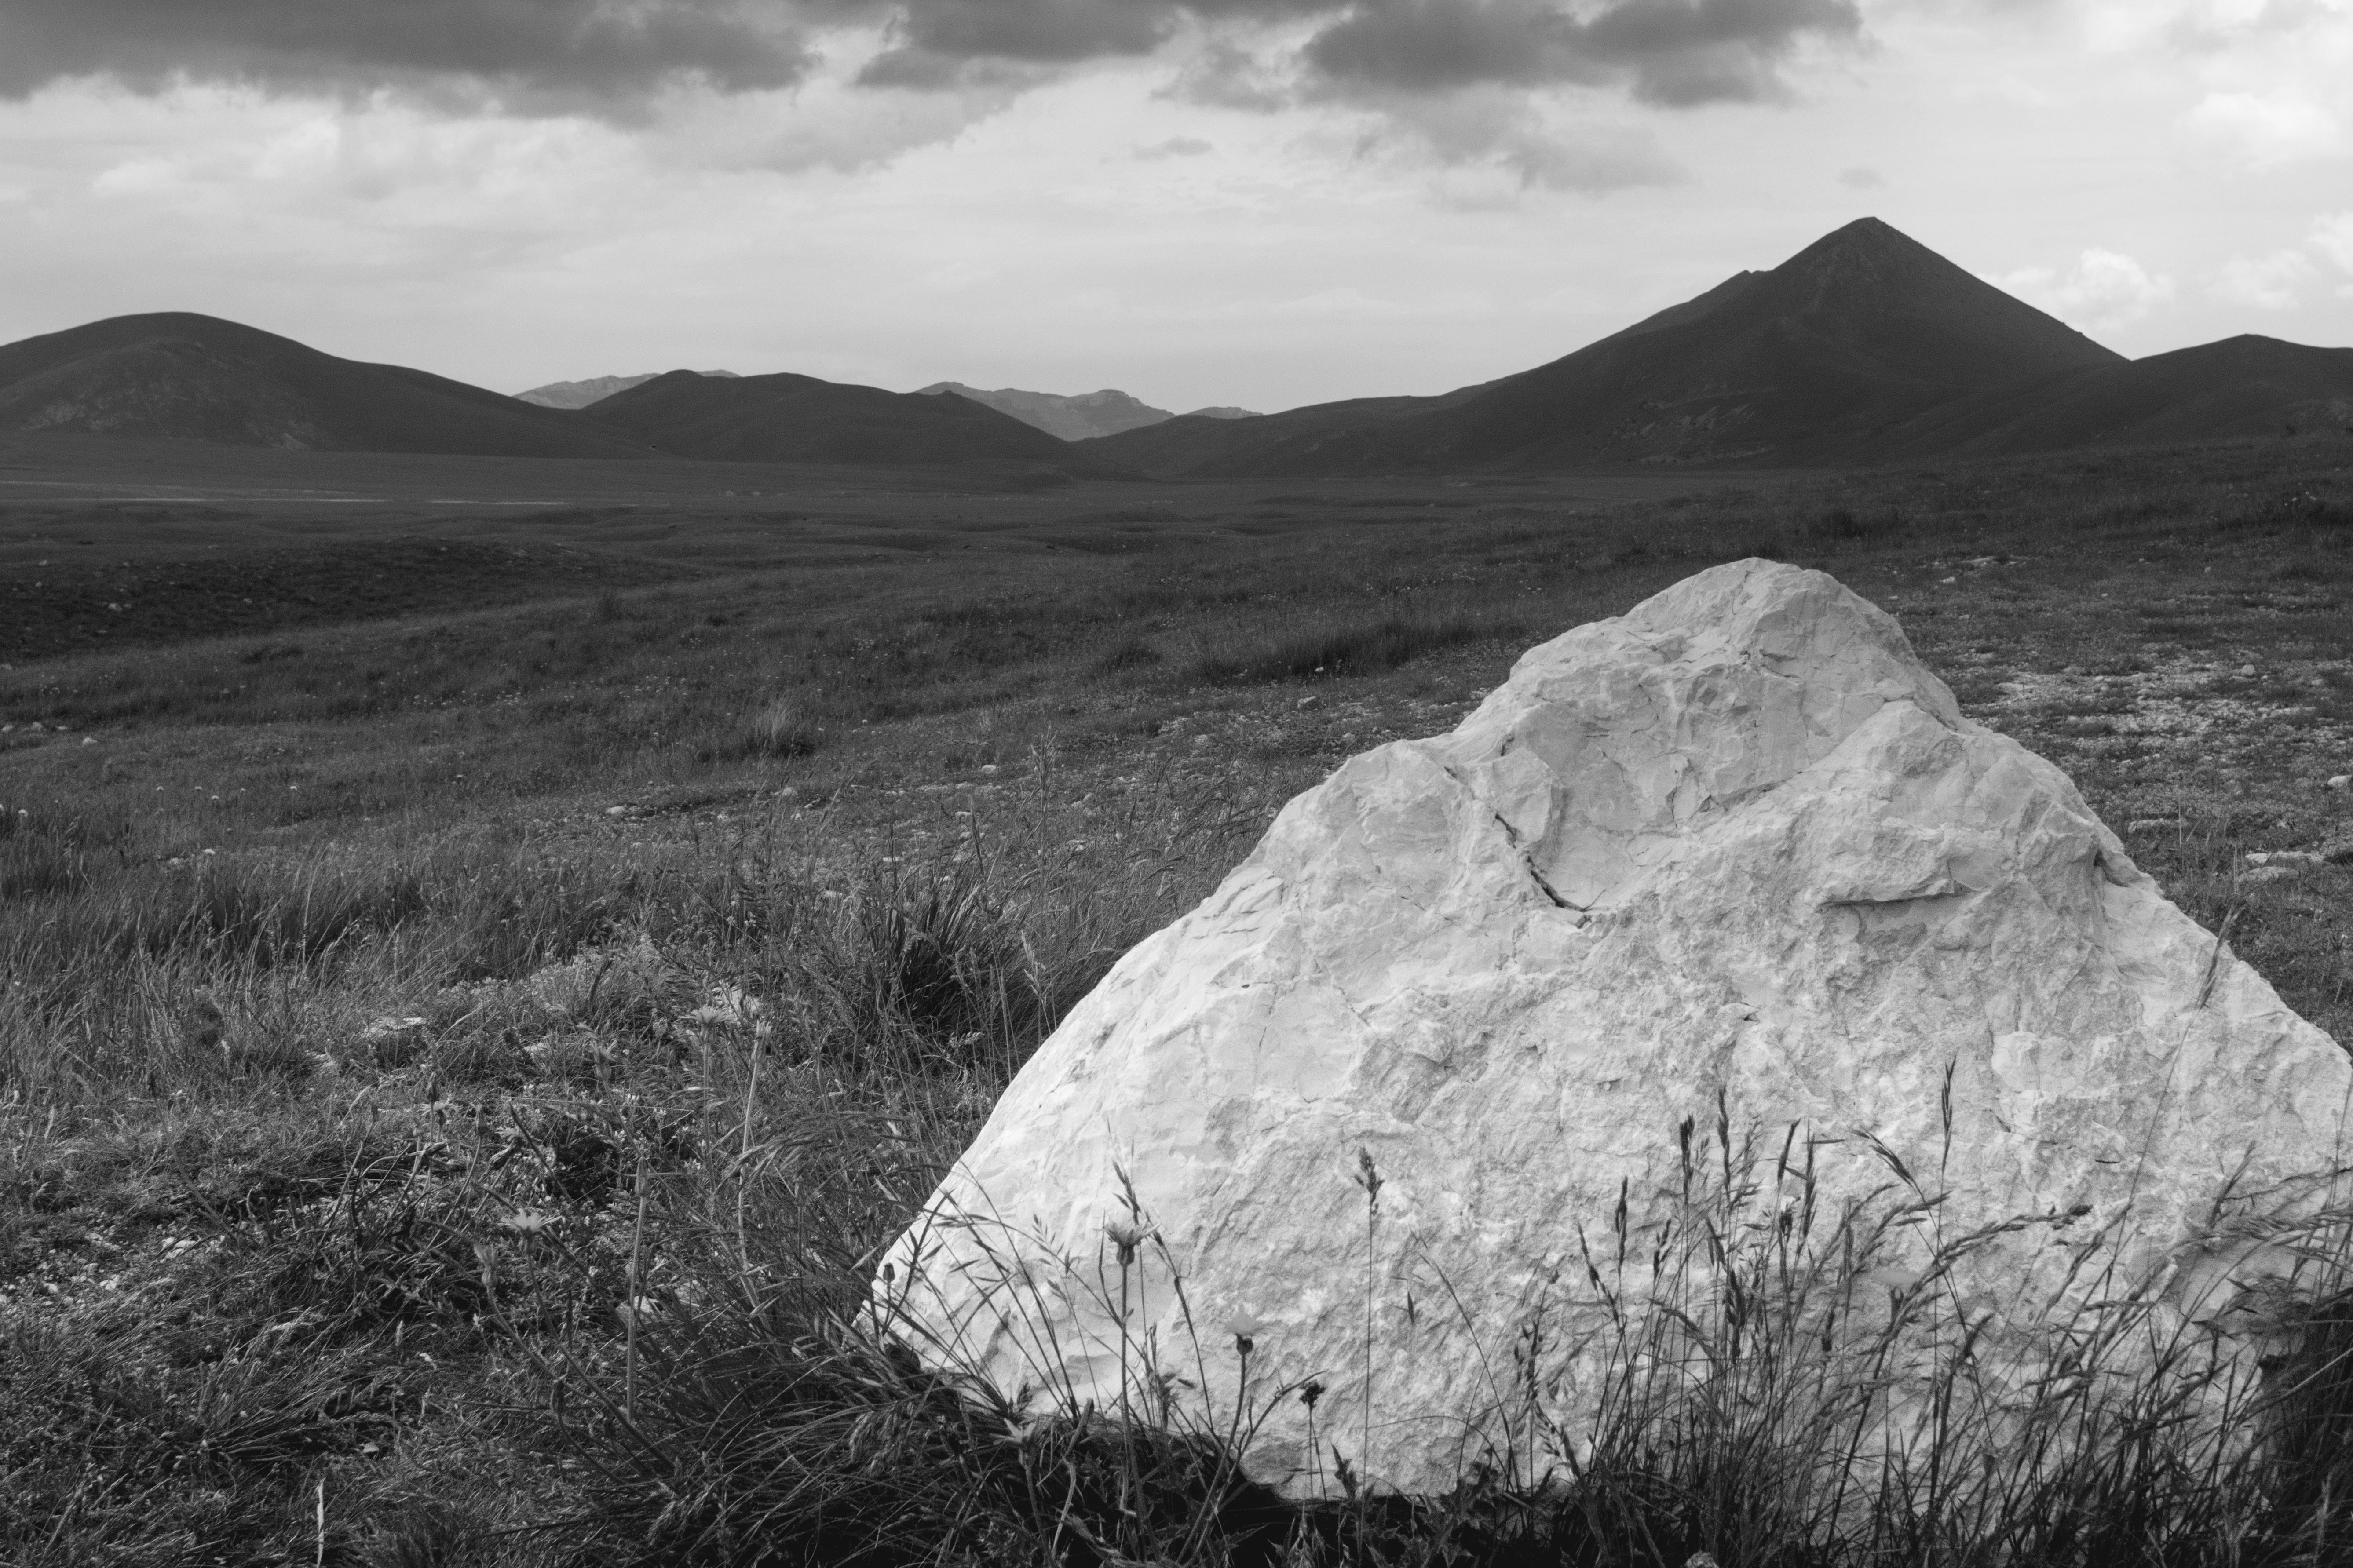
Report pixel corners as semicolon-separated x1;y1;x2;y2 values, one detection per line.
4;432;2353;1564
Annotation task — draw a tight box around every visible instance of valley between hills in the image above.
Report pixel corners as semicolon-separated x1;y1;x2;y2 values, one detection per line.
4;218;2353;1561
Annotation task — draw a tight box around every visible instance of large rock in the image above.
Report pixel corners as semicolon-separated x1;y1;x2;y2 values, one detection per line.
879;560;2353;1495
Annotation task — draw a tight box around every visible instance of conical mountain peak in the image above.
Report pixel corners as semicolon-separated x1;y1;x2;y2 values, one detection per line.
1765;216;2008;312
1081;218;2129;476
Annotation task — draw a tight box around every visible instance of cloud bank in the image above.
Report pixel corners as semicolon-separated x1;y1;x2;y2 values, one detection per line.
0;0;815;112
1;0;1863;117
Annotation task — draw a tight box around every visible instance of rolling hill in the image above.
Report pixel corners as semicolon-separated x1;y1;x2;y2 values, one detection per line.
1875;335;2353;457
516;370;740;410
583;370;1124;471
0;313;651;458
1079;218;2135;476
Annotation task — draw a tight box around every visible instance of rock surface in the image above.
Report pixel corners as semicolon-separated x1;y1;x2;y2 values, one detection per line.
880;559;2353;1495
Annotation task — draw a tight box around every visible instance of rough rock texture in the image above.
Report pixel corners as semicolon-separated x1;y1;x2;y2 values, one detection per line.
880;560;2353;1495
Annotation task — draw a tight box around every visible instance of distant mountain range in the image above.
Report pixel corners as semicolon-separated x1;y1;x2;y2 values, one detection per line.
6;221;2346;474
516;370;740;410
0;318;1113;470
917;382;1259;441
1077;219;2353;476
581;369;1129;472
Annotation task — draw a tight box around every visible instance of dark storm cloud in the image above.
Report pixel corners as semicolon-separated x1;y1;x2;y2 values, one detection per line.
859;0;1180;86
0;0;1862;118
0;0;812;110
856;0;1329;89
865;0;1859;106
1302;0;1863;104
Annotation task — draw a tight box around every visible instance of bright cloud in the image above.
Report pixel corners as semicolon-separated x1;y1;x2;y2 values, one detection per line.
2190;91;2345;165
2312;210;2353;272
2211;248;2317;309
1993;249;2177;332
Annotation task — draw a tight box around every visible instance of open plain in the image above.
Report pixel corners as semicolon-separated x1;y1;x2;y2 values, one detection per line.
6;431;2353;1563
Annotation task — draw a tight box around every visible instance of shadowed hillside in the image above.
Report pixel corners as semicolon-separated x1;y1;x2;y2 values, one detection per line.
1878;334;2353;456
585;368;1130;471
1433;216;2125;467
0;313;652;458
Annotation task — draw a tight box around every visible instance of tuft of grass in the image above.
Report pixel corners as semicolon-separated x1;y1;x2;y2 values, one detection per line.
1098;634;1165;673
733;699;825;760
1193;608;1504;685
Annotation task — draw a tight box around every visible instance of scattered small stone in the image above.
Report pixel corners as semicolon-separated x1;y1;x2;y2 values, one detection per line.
80;736;95;747
2240;664;2258;677
2329;776;2350;791
361;1015;430;1066
1939;576;1958;585
1296;695;1321;709
604;805;630;818
2247;850;2326;870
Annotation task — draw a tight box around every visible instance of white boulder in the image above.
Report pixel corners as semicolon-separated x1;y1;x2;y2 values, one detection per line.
879;560;2353;1495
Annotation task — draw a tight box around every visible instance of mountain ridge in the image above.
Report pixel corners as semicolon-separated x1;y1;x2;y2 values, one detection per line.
918;382;1263;440
1077;217;2134;476
517;370;741;410
581;368;1127;472
1871;334;2353;457
9;220;2346;476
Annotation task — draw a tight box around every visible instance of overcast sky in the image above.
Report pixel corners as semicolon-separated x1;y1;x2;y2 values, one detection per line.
1;0;2347;412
